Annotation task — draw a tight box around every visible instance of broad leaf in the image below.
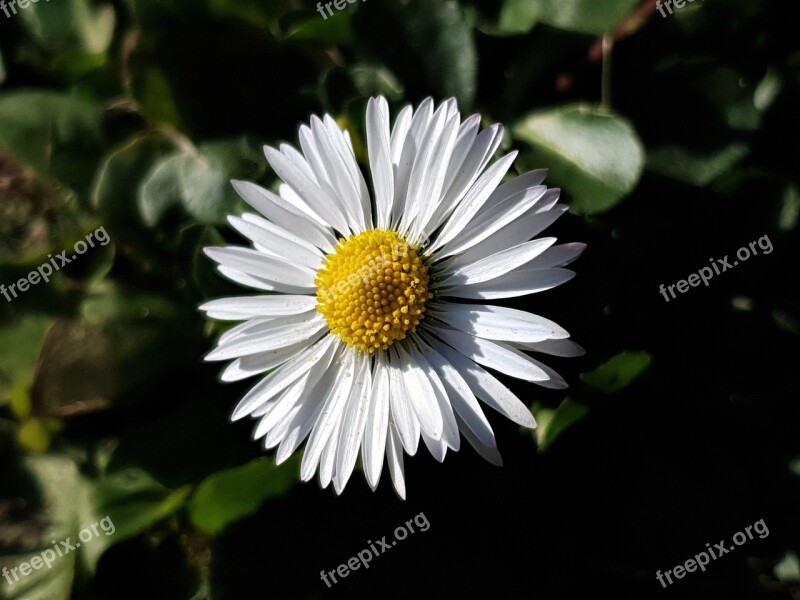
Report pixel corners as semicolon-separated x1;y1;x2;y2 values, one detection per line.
189;458;299;535
533;398;590;452
514;103;645;214
499;0;640;35
580;351;652;394
0;92;104;194
19;0;116;54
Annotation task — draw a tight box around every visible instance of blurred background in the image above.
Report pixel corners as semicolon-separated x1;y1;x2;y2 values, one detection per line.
1;0;799;598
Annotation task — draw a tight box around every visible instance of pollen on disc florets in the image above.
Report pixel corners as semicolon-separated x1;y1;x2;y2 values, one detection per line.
315;229;432;353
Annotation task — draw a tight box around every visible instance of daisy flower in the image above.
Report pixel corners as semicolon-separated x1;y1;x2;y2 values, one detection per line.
200;97;585;499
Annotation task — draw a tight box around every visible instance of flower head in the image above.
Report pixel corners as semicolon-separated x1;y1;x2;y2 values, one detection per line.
201;97;585;498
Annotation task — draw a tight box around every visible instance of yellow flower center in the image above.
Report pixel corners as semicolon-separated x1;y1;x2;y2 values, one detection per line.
315;229;431;353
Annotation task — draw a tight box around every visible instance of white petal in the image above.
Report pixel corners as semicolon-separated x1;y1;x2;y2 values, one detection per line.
309;116;366;231
417;339;496;450
448;204;566;268
399;102;448;232
278;183;327;227
323;115;372;229
205;314;326;361
298;124;330;186
220;339;314;382
231;214;324;270
512;338;585;357
454;412;503;466
333;355;374;494
300;350;359;481
366;97;395;229
429;151;517;252
200;295;317;318
431;302;569;343
386;424;407;500
273;345;346;462
388;347;420;456
420;430;447;462
519;355;568;389
218;312;312;344
252;372;311;438
318;414;343;490
424;334;537;428
231;335;335;420
440;114;480;195
443;267;575;300
475;169;548;219
264;403;302;450
395;344;443;440
526;242;587;269
216;266;282;293
392;98;434;226
280;142;318;183
409;114;460;243
427;124;505;234
401;105;459;241
408;341;460;453
390;105;413;164
437;186;548;258
204;247;316;291
363;353;390;490
437;237;556;287
230;180;336;252
429;325;564;385
264;145;351;235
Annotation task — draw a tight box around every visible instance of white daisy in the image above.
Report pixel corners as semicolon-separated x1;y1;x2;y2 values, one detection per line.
200;97;585;499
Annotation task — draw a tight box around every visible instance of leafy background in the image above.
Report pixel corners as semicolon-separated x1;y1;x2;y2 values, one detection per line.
1;0;798;598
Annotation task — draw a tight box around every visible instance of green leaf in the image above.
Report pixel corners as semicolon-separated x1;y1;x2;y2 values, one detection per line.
0;315;52;406
580;351;652;394
514;104;645;214
93;469;190;545
17;418;62;453
90;134;179;271
774;552;800;584
499;0;639;35
0;455;88;600
207;0;292;30
350;64;404;101
647;143;749;187
19;0;116;54
355;0;477;109
0;92;104;193
133;68;184;127
189;457;299;535
138;137;263;226
533;398;589;452
31;282;201;417
778;185;799;232
136;153;186;227
497;0;539;35
288;11;356;47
